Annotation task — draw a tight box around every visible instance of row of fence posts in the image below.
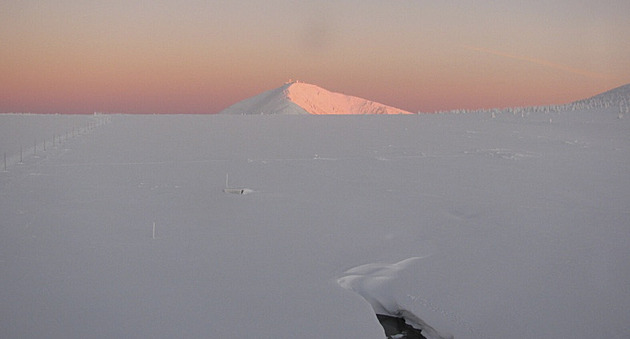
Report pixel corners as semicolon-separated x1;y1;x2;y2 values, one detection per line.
2;118;110;172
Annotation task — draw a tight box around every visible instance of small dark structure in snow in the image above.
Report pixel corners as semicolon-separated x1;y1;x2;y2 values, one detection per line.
223;188;251;195
222;174;253;195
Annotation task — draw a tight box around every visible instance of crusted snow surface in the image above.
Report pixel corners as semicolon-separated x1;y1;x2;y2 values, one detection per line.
1;108;629;338
219;82;413;115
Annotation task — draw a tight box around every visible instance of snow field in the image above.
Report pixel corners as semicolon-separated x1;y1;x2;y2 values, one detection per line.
1;111;629;338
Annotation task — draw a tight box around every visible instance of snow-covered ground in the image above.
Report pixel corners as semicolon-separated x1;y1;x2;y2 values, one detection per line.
1;109;629;338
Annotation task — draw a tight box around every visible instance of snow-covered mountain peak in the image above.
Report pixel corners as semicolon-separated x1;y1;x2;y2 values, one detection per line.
219;82;414;115
284;82;413;115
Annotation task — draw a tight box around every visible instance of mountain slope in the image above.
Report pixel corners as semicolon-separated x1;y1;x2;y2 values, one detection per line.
218;82;414;115
218;83;307;115
570;83;630;111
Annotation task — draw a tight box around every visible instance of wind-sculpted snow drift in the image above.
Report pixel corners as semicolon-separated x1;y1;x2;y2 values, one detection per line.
338;258;453;339
218;81;414;115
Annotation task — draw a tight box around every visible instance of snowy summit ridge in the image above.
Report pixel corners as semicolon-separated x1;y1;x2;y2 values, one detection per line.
218;82;414;115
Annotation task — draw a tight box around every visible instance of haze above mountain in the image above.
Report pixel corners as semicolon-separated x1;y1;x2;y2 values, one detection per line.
218;82;413;115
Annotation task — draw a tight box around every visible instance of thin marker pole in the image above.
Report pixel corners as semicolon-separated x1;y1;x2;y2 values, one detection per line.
152;222;156;239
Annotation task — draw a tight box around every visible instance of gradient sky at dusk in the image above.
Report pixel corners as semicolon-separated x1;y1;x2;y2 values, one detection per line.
2;0;629;114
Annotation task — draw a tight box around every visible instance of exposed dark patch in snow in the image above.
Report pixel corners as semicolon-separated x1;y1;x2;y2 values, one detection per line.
377;314;427;339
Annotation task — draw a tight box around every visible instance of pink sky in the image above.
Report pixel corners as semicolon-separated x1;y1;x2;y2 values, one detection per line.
1;1;629;114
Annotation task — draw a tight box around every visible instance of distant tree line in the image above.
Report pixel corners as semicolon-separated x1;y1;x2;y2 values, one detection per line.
425;85;630;118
